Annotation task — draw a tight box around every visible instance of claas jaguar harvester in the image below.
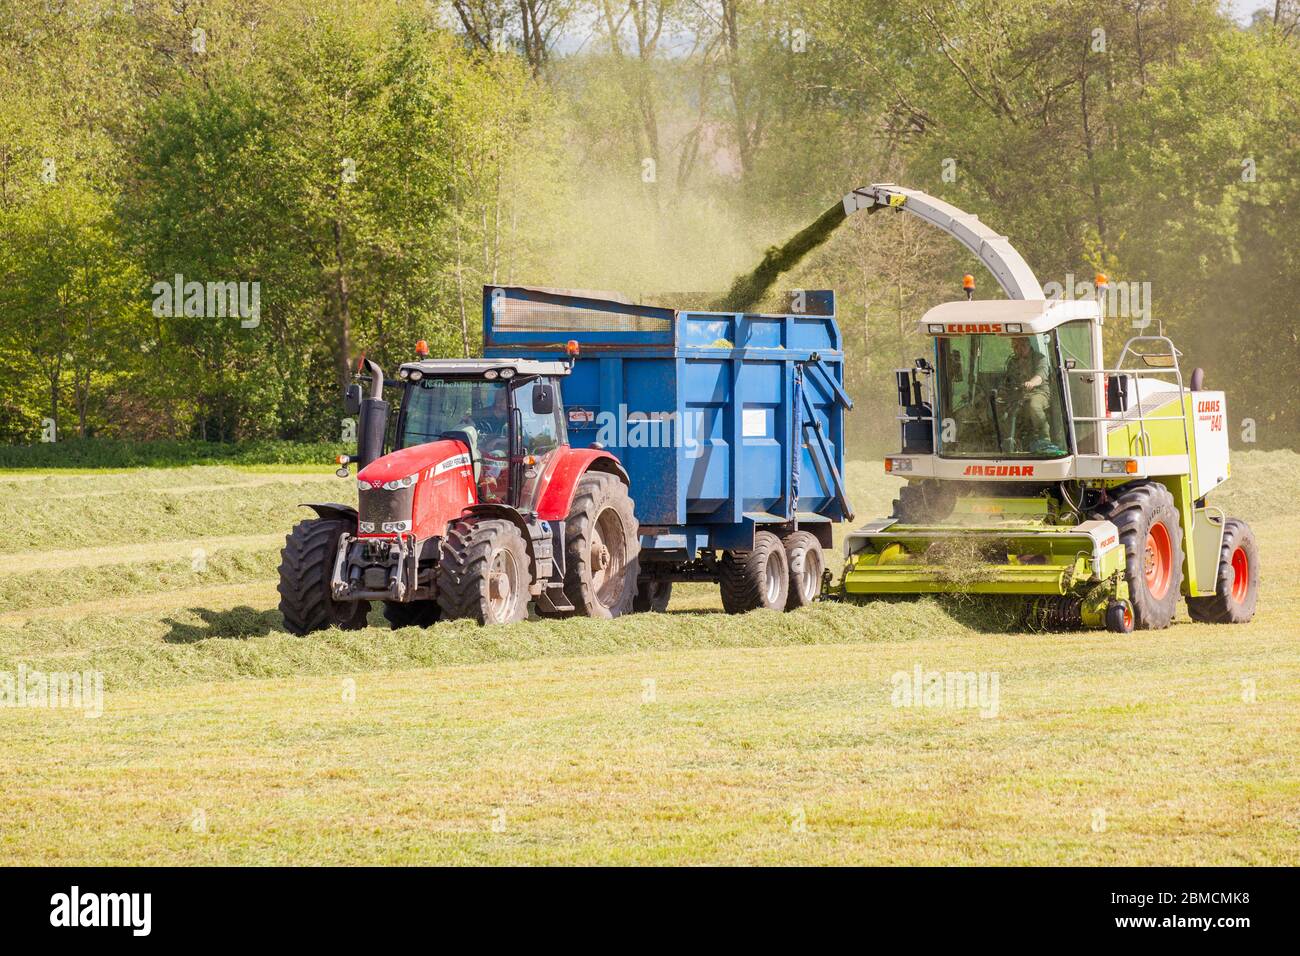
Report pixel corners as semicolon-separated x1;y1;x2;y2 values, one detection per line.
837;184;1258;632
277;285;851;631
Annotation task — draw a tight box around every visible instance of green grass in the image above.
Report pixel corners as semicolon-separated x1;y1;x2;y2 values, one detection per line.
0;452;1296;864
0;438;348;470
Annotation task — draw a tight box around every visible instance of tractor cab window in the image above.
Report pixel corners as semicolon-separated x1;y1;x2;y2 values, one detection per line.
935;332;1070;458
512;379;567;507
399;377;512;501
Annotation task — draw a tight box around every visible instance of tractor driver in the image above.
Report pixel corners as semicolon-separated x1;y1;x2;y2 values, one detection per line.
1003;336;1052;446
464;384;511;502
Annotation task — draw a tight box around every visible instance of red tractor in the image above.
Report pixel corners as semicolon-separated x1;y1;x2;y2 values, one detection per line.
277;350;640;632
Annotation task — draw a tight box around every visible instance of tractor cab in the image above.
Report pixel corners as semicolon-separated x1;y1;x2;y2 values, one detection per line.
392;357;571;509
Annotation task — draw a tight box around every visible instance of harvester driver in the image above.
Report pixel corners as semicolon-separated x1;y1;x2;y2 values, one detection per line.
1004;336;1051;446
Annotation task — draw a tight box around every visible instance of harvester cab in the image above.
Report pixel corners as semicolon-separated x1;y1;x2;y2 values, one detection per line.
843;293;1258;632
278;345;641;633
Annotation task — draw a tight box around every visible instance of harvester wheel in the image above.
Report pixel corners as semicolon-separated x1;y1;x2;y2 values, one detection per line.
561;472;640;618
381;599;441;629
632;577;673;613
720;530;789;614
781;530;824;610
1094;482;1184;629
436;517;530;625
278;518;371;635
1187;518;1258;624
892;480;956;523
1105;601;1135;634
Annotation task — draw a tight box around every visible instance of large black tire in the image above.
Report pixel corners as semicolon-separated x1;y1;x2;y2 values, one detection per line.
720;530;789;614
632;577;673;613
561;473;639;618
1187;518;1258;624
781;530;824;610
1093;482;1184;630
278;518;370;635
436;517;530;625
382;599;442;629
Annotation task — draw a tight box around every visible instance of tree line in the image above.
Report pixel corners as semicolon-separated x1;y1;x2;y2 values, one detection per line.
2;0;1298;450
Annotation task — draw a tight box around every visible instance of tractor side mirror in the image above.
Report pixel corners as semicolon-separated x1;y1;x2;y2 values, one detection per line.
532;382;556;416
1106;374;1130;413
343;383;363;416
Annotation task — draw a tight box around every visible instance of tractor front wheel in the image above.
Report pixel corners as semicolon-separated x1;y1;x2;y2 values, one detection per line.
436;517;531;625
278;518;370;635
1187;518;1258;624
1094;482;1184;629
720;530;790;614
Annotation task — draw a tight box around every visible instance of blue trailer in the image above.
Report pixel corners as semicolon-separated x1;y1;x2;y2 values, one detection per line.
483;285;853;613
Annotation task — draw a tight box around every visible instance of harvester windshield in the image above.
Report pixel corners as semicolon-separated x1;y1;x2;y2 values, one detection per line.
935;332;1070;458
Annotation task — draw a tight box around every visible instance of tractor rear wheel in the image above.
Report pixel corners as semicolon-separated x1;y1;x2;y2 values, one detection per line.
781;530;824;610
561;473;639;618
382;599;441;629
720;530;789;614
1187;518;1258;624
278;518;370;635
1094;482;1184;629
436;517;530;625
632;577;673;613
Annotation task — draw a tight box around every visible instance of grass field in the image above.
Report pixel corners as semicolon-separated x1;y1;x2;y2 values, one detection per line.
1;455;1297;864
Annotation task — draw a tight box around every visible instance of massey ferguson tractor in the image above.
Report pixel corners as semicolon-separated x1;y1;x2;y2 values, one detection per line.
834;185;1259;631
277;348;639;632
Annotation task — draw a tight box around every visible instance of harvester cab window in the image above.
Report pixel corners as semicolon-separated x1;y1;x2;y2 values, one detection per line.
936;332;1069;458
1057;320;1100;454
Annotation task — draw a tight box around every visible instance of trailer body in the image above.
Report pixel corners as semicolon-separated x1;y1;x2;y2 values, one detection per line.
483;286;852;565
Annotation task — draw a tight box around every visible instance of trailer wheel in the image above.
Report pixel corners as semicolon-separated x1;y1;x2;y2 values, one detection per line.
562;472;639;618
1187;518;1258;624
632;577;673;613
781;531;824;610
278;518;370;635
437;517;530;625
720;530;789;614
382;599;442;629
1093;482;1184;629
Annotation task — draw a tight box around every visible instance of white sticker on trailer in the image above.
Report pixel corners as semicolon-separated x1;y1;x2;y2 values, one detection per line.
742;408;768;438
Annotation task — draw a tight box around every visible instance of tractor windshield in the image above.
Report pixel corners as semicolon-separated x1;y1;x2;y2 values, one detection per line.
399;377;512;499
934;332;1070;458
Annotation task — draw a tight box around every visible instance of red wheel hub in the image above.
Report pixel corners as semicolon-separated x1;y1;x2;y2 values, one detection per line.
1143;521;1173;600
1229;546;1249;604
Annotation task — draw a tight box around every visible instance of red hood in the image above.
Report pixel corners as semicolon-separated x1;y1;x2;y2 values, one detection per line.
356;439;468;485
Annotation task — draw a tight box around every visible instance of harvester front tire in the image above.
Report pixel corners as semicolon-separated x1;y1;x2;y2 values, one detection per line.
562;473;639;618
278;518;370;635
1186;518;1258;624
632;576;673;613
436;517;530;625
1096;482;1184;629
720;530;789;614
382;599;442;629
782;530;824;610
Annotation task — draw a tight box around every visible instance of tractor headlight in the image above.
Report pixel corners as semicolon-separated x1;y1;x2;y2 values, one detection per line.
358;521;376;533
498;367;515;379
886;457;913;473
1101;459;1138;475
381;520;411;534
381;473;419;491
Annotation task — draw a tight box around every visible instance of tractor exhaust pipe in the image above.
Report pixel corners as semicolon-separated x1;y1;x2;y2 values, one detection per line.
357;358;390;469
